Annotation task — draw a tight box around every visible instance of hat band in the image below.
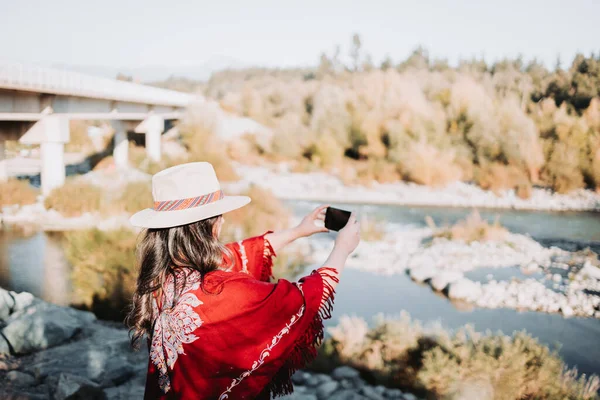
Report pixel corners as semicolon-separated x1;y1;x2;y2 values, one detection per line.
153;189;224;211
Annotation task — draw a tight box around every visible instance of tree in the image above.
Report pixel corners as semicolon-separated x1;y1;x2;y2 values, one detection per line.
398;46;430;71
317;52;334;77
380;55;393;71
349;33;362;72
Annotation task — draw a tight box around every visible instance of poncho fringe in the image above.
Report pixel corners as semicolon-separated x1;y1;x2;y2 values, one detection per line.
265;268;339;398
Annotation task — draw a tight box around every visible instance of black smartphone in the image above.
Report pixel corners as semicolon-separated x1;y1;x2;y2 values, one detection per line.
324;207;352;231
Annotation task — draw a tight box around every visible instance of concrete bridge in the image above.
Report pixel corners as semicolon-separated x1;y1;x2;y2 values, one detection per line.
0;61;198;194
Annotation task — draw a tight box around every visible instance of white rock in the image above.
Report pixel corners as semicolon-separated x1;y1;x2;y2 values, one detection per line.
409;265;438;283
561;305;575;318
579;261;600;280
430;271;463;291
448;279;482;301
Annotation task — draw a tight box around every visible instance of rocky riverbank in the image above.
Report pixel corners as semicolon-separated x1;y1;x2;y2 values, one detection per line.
231;162;600;212
0;287;421;400
0;167;147;231
307;224;600;318
3;159;600;232
0;287;147;399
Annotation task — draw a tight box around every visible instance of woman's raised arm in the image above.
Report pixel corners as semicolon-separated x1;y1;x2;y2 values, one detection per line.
265;205;329;252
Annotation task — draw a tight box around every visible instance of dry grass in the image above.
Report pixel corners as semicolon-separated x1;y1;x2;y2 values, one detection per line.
64;120;94;153
316;313;600;400
352;159;401;186
432;210;508;242
360;216;386;241
129;143;186;176
0;179;39;208
179;106;239;182
62;228;137;320
399;142;462;187
200;53;600;194
44;179;105;217
272;248;310;281
220;184;291;242
542;142;586;194
476;162;530;196
116;181;153;214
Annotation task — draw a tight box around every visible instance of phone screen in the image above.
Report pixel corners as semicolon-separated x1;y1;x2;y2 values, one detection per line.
324;207;351;231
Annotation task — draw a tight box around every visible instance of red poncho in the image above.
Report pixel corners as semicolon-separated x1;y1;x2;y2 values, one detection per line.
143;232;337;399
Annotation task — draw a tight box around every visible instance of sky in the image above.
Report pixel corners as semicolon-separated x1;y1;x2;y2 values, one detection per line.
1;0;599;75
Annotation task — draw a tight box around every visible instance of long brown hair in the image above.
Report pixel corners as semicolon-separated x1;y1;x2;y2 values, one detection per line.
125;215;232;348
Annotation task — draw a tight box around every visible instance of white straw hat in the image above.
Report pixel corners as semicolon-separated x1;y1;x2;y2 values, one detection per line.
129;162;250;229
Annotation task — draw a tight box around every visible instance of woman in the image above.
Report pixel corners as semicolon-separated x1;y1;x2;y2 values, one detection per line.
126;162;360;399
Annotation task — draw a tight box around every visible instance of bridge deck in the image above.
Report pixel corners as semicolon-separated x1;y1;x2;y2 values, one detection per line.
0;61;195;108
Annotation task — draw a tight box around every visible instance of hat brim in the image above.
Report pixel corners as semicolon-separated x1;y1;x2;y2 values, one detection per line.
129;195;251;229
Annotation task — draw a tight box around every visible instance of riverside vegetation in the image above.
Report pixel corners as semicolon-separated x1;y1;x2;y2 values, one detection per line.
2;43;600;396
2;175;600;398
151;35;600;197
315;313;600;400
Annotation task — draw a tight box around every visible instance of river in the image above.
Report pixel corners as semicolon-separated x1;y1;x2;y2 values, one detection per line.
1;201;599;376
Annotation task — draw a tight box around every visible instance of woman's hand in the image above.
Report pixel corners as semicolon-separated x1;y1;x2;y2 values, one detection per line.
265;205;329;253
296;205;329;237
321;213;361;280
334;213;360;256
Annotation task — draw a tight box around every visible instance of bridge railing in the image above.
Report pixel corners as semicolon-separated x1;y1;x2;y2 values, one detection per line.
0;61;197;107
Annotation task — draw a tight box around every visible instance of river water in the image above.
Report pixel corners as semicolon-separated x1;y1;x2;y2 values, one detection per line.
1;201;599;376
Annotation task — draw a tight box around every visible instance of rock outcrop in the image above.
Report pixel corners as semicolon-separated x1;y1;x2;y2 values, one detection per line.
0;288;422;400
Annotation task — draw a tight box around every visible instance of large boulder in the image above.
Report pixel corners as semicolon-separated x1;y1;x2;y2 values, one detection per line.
0;289;36;322
47;373;105;400
579;261;600;280
25;324;146;385
448;279;482;301
0;335;10;355
331;366;360;381
2;303;95;355
102;372;146;400
0;288;15;320
6;370;36;387
316;380;340;399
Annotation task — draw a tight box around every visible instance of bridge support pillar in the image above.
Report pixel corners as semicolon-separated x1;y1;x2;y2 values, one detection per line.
0;140;7;182
111;121;129;169
20;115;70;196
41;141;65;195
135;116;164;162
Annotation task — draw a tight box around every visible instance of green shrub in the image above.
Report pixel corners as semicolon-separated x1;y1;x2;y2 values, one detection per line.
44;179;105;217
0;179;39;207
